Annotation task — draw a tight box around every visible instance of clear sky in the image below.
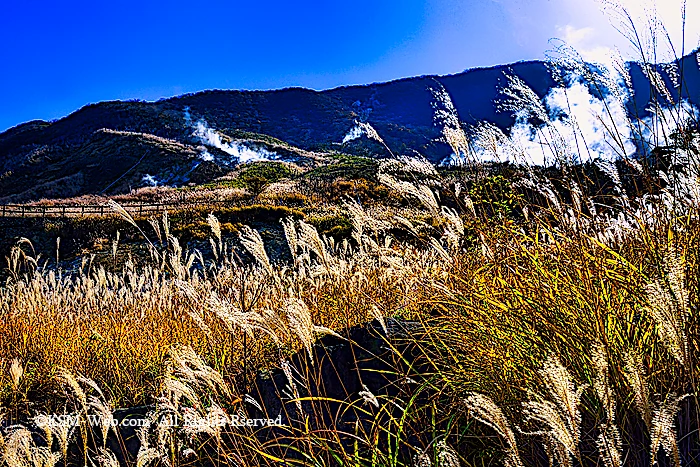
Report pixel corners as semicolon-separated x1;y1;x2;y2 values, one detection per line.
1;0;697;132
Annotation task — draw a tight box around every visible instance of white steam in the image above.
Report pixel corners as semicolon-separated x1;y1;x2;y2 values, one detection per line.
193;121;278;163
469;66;700;167
639;100;700;149
474;69;697;166
142;174;159;186
341;121;384;145
342;125;364;143
183;107;278;165
514;76;635;165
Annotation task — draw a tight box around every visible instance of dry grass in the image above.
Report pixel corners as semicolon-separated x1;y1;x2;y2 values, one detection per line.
3;153;699;465
2;6;700;465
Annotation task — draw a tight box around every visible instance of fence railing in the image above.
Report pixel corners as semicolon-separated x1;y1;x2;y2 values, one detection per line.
0;202;227;219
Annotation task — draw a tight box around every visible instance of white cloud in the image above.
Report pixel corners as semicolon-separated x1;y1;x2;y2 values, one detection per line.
559;25;594;45
556;24;617;66
558;0;700;64
613;0;700;53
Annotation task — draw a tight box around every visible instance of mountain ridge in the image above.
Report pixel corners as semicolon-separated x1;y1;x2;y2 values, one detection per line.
1;54;698;202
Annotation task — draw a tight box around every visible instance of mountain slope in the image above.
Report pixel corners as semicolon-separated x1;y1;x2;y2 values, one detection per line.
1;54;698;202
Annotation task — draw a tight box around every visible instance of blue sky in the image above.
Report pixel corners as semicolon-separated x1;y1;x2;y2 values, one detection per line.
1;0;697;132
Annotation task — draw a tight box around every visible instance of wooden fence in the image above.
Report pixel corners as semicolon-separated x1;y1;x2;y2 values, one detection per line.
0;202;207;219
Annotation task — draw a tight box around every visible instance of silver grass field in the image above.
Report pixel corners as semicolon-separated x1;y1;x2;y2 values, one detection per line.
2;3;700;466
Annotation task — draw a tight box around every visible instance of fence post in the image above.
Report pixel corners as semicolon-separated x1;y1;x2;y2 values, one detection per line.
1;205;4;217
139;204;143;218
21;206;25;218
42;206;46;218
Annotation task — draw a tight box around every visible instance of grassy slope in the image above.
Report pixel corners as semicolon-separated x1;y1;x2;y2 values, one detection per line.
2;53;700;467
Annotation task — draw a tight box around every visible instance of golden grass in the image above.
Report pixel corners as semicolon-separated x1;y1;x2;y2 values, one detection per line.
2;188;698;465
2;9;700;463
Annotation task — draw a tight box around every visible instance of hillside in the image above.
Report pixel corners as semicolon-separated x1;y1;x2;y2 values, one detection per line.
4;38;700;466
1;54;698;202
